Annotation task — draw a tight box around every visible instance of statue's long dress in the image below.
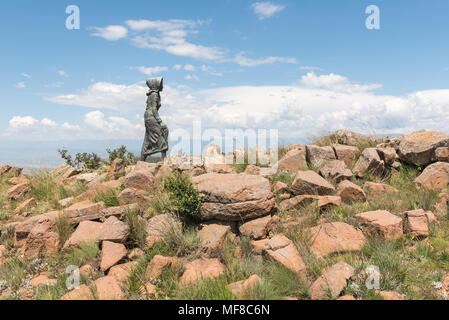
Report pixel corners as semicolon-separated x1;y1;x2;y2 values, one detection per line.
140;90;169;160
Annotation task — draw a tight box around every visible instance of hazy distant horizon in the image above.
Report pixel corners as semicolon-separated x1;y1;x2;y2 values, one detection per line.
0;131;401;173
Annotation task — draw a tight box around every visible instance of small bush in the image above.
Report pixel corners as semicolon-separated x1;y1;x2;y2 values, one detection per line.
58;148;102;170
93;189;120;208
64;241;99;267
124;209;147;249
106;145;137;166
55;215;74;247
164;172;202;222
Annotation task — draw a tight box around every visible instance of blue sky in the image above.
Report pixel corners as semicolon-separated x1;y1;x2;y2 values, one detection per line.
1;0;449;150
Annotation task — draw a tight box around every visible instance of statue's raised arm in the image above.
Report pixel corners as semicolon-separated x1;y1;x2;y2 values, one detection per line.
140;77;169;162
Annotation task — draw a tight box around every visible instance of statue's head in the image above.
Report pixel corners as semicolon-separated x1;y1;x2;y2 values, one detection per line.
146;77;163;92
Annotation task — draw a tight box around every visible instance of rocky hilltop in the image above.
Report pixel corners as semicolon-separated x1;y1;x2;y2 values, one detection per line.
1;129;449;300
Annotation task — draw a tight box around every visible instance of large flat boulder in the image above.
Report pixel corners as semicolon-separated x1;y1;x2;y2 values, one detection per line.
352;148;385;178
123;169;156;192
277;147;308;173
6;183;30;201
333;145;360;166
310;262;355;300
227;275;261;299
100;241;127;271
307;222;366;258
397;130;449;166
192;173;275;221
63;221;102;250
62;200;106;223
180;258;226;286
355;210;403;240
363;182;399;199
319;160;353;184
198;223;231;251
415;162;449;190
263;235;306;277
290;171;335;196
336;180;366;203
146;214;182;247
306;145;336;169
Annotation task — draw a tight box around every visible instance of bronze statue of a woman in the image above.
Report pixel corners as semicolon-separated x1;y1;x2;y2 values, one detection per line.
140;77;169;162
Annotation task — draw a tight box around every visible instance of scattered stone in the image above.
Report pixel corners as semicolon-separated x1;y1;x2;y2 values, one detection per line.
94;276;125;300
415;162;449;190
333;145;360;166
62;221;102;250
277;147;308;173
274;181;288;194
325;130;384;147
307;222;366;258
363;182;399;199
108;158;126;180
227;275;261;299
180;258;226;286
190;167;206;177
6;183;30;201
63;167;82;179
80;264;96;278
108;262;137;283
0;164;23;177
155;164;175;180
100;203;140;221
140;283;157;297
317;196;341;212
135;161;158;174
279;194;320;211
124;169;156;192
146;214;182;247
336;180;366;203
310;262;355;300
352;148;385;178
62;200;105;223
264;235;306;277
306;145;336;169
99;216;129;243
58;197;74;208
30;273;57;288
244;165;260;175
397;130;449;166
14;198;37;215
290;170;335;196
239;215;277;240
436;147;449;162
100;241;127;271
198;223;231;251
128;248;144;260
319;160;353;184
192;173;275;221
8;175;29;185
377;147;398;166
355;210;403;240
146;255;178;279
24;216;60;259
60;284;94;300
76;173;98;184
376;290;405;300
403;209;434;237
74;180;122;202
118;188;148;206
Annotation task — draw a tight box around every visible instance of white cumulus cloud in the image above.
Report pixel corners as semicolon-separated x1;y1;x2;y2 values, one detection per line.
131;66;168;76
252;2;285;20
91;25;128;41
